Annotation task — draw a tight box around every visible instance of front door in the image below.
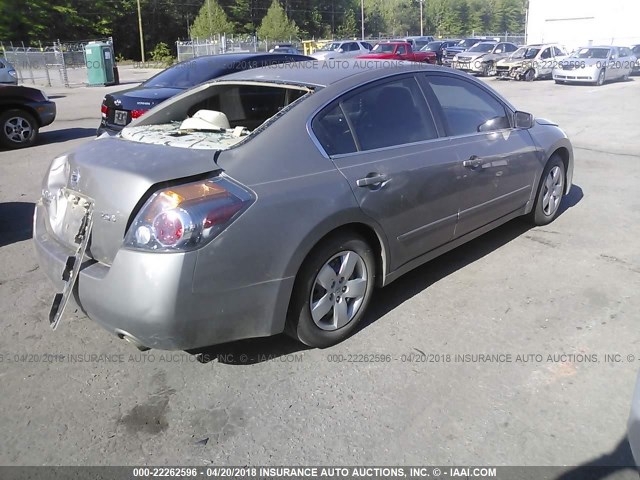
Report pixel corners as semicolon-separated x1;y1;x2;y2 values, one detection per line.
420;73;539;237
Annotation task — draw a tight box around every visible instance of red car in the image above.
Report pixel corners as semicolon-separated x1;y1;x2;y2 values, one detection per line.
357;42;436;64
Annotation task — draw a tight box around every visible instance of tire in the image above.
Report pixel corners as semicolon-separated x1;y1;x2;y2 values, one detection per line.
526;155;566;226
0;109;38;149
523;68;535;82
286;232;376;348
595;68;606;86
622;72;630;82
481;61;495;77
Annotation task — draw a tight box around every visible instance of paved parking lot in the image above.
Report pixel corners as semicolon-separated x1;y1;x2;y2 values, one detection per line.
1;67;639;473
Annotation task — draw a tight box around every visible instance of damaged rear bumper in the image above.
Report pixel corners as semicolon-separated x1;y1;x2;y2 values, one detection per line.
33;203;291;350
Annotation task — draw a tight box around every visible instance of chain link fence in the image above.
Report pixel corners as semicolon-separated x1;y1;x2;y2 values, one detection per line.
176;35;303;62
1;39;112;87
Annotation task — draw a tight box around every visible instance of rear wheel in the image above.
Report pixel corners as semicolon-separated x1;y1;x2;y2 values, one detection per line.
0;109;38;149
286;233;376;348
526;155;566;226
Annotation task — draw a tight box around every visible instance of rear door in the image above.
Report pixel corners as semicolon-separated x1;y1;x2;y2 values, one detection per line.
311;74;460;270
420;73;539;237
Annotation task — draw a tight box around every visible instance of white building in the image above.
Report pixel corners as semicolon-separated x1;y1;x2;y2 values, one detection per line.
526;0;640;50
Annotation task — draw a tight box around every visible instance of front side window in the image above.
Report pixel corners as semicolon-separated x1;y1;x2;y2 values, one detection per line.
426;75;510;137
540;48;552;59
397;45;407;55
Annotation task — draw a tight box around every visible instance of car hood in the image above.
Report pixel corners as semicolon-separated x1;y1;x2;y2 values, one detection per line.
497;57;529;67
42;136;221;264
456;52;486;60
358;53;399;59
106;86;184;110
311;51;338;60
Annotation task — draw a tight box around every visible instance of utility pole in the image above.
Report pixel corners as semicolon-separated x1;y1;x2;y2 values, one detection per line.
136;0;145;62
419;0;424;36
360;0;365;40
208;0;212;38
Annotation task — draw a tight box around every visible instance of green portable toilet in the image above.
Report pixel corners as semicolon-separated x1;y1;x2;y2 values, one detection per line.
85;41;117;86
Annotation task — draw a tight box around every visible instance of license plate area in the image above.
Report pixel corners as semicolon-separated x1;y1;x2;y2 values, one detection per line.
114;109;128;125
48;195;94;330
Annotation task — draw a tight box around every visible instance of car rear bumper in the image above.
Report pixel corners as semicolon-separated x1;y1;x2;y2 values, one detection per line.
33;202;292;350
96;122;123;137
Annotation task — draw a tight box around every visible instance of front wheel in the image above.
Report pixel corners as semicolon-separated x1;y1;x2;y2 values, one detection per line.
482;61;497;77
286;233;376;348
0;109;38;149
595;68;606;86
523;69;536;82
526;155;566;226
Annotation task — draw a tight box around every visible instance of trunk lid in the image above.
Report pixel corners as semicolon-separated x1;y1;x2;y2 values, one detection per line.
42;136;221;265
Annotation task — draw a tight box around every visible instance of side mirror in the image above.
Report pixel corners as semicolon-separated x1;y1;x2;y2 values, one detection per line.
514;111;534;129
495;49;502;53
336;48;344;53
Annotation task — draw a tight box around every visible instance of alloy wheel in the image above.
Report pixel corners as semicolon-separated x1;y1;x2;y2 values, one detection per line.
309;250;368;331
4;116;33;144
542;166;564;216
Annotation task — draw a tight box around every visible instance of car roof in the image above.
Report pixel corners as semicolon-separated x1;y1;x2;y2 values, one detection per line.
216;59;470;89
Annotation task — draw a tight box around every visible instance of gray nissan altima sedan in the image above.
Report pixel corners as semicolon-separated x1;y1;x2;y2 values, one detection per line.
34;60;574;350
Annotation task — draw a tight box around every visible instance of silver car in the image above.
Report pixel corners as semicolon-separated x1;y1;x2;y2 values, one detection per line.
553;46;636;85
452;41;519;76
34;61;574;351
0;57;18;85
310;41;372;60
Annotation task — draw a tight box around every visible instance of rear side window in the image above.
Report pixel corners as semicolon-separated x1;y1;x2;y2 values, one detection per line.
342;77;438;151
313;76;438;155
426;75;510;136
313;104;357;156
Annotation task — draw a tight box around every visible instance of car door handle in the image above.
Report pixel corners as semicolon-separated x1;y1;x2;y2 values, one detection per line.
356;173;387;187
463;156;483;169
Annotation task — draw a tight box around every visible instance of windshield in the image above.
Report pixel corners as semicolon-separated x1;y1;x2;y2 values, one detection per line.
317;42;342;52
572;47;610;59
421;42;442;52
414;40;429;49
372;44;397;53
458;39;479;48
468;43;496;53
143;60;223;89
512;47;540;59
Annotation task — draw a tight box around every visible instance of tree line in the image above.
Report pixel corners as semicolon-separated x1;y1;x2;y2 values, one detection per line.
0;0;527;60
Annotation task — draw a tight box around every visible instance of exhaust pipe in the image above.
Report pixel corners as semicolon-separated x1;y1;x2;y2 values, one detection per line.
116;331;150;351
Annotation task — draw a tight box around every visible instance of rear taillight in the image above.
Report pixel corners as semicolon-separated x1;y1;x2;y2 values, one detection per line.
131;109;148;119
124;175;254;252
101;104;108;118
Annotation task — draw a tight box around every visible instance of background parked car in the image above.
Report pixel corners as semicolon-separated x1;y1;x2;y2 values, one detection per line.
553;46;635;86
0;57;18;85
452;41;518;76
357;41;436;63
269;44;301;54
393;36;435;50
632;44;640;74
310;40;372;60
0;85;55;149
97;52;312;135
442;37;495;65
496;44;567;81
420;40;460;65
